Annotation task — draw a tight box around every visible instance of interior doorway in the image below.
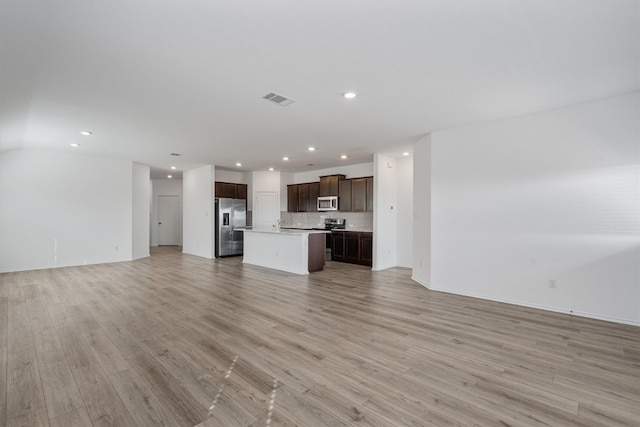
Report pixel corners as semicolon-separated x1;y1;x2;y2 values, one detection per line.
253;191;279;230
158;195;181;245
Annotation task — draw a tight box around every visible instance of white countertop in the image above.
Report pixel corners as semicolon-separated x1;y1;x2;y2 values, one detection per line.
242;228;329;235
331;228;373;233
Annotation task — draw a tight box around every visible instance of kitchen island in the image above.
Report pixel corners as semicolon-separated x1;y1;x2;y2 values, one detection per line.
242;228;329;275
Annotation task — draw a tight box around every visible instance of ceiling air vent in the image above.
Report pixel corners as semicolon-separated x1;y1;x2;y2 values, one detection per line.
262;92;295;107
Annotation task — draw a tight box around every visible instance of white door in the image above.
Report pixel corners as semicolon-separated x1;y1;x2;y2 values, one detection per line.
158;195;180;245
254;191;279;230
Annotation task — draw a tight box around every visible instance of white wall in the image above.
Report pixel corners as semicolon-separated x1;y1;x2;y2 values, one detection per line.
412;135;431;285
418;93;640;325
214;169;247;184
150;179;183;246
0;149;134;272
396;156;413;268
182;165;214;259
373;154;398;270
132;163;151;260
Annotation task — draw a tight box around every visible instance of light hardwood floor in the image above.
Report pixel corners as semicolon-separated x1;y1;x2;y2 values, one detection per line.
0;246;638;426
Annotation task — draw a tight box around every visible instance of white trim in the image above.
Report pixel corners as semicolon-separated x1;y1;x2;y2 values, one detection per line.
429;286;640;327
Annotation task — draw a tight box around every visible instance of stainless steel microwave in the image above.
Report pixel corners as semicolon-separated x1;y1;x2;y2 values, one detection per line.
317;196;338;211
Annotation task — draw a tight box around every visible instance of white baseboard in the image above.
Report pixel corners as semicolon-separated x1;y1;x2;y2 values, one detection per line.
427;285;640;327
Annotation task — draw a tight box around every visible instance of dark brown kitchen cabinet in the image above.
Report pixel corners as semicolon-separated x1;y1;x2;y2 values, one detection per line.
331;231;372;267
308;233;326;272
332;232;345;262
336;176;373;212
344;232;361;264
351;178;367;212
236;184;247;199
215;182;248;199
215;182;236;198
366;177;374;212
360;232;373;265
308;182;319;212
319;174;345;196
287;181;320;212
338;179;352;212
287;185;299;212
298;183;310;212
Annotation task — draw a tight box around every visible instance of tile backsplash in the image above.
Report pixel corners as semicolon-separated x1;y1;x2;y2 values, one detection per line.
280;211;373;230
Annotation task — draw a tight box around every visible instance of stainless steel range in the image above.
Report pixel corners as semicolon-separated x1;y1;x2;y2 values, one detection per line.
314;218;345;260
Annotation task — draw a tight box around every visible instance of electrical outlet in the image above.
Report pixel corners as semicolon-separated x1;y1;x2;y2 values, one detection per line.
549;279;557;289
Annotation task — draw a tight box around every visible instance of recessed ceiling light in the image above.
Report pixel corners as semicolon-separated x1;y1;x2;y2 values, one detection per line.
167;175;173;179
340;154;348;159
343;92;357;99
70;143;79;147
268;167;274;171
282;156;289;161
80;131;92;136
308;147;315;152
236;162;242;167
170;166;176;170
403;152;410;156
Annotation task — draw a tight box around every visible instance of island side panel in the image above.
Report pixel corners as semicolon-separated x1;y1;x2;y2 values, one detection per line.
307;233;326;272
242;231;308;275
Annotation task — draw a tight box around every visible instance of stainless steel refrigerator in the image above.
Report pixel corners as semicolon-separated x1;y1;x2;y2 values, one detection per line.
215;198;246;257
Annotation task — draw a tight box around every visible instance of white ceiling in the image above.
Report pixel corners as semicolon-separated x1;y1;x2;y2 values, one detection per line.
1;1;638;177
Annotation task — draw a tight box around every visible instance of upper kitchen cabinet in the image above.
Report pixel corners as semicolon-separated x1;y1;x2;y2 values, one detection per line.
308;182;319;212
298;184;309;212
215;182;248;199
287;184;299;212
287;182;320;212
236;183;248;199
366;177;373;212
339;179;352;212
319;174;345;196
338;176;374;212
351;178;367;212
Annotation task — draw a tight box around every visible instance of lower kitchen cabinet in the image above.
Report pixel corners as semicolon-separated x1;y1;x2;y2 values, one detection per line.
345;233;361;264
331;231;372;267
361;233;373;265
332;233;345;261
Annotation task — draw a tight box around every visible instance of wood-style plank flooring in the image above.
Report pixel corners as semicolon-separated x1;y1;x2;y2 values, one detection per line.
0;246;638;426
